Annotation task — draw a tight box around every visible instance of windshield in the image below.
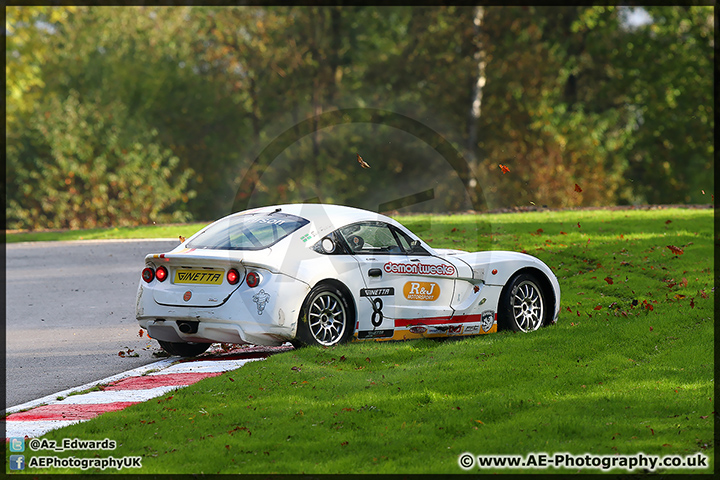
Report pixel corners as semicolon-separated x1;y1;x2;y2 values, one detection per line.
187;211;309;250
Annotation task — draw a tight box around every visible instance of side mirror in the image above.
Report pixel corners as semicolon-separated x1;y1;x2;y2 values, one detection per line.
410;240;424;252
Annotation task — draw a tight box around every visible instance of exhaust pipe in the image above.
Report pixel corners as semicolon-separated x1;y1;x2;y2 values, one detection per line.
177;321;198;334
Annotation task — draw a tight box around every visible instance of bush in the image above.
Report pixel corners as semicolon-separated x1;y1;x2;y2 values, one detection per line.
6;91;195;230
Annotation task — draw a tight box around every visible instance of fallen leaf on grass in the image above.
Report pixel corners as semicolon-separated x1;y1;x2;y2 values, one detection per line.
604;277;613;285
665;220;672;225
666;245;684;255
594;305;602;310
574;183;583;193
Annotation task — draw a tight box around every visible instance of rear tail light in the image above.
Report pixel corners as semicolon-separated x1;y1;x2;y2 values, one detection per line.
246;271;260;288
142;267;155;283
227;268;240;285
155;266;168;282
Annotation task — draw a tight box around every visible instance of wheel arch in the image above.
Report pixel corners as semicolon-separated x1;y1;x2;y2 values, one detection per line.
301;278;358;328
498;267;557;328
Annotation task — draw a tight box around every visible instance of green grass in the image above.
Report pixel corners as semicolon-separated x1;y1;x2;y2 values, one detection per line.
5;223;207;243
6;207;714;474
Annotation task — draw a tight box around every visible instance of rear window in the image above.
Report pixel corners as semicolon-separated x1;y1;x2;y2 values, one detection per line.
187;212;309;251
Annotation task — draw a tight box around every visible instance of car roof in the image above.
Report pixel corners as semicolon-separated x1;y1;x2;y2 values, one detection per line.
241;203;404;235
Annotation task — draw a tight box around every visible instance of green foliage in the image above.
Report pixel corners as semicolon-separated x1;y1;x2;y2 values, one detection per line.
6;91;194;229
5;6;714;230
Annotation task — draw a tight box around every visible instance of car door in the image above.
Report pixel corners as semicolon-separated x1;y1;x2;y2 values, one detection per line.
338;222;457;338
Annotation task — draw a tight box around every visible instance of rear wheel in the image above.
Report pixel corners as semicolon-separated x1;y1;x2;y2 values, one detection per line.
158;340;212;357
296;283;354;347
498;273;549;332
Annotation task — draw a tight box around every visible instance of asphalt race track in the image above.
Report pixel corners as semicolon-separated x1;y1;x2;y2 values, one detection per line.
5;239;179;408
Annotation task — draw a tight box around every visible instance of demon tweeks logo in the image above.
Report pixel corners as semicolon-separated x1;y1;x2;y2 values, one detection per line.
383;261;456;276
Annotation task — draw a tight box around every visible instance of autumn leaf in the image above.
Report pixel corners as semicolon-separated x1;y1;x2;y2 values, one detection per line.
604;277;613;285
451;227;457;232
574;183;582;193
499;164;510;174
666;245;684;255
138;329;144;337
179;235;186;243
356;153;370;169
690;298;695;309
665;220;672;225
577;222;581;228
560;231;567;235
593;305;602;310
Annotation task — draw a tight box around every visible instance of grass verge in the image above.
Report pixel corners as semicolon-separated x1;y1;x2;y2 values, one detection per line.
6;207;714;474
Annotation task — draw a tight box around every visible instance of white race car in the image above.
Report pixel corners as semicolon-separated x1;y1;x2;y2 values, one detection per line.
136;204;560;356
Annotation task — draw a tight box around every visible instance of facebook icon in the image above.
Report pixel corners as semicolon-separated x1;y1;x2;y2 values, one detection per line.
9;455;25;470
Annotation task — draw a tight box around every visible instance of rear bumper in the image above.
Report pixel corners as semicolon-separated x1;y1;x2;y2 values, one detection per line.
136;275;310;346
140;319;287;346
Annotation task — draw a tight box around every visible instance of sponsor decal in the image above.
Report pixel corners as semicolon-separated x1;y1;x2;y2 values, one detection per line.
481;310;495;332
183;291;192;302
360;287;395;297
175;271;223;284
357;329;394;339
403;282;441;301
383;261;456;276
448;325;463;335
409;325;428;334
252;289;271;315
300;230;318;243
429;325;449;334
463;324;481;335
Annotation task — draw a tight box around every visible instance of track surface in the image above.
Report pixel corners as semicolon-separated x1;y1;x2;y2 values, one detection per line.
5;239;179;408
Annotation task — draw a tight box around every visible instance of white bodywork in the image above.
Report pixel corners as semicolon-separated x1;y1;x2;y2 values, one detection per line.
136;204;561;345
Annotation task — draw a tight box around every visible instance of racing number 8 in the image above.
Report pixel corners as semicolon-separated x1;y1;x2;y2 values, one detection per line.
371;298;383;327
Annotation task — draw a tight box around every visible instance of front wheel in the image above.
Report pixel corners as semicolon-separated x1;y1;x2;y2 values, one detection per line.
158;340;212;357
498;273;550;332
295;283;354;347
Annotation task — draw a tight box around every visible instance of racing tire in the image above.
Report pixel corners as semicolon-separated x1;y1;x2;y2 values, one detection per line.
158;340;212;357
497;273;550;332
295;283;354;347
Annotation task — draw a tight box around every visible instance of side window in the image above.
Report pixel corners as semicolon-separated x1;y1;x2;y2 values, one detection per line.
312;231;351;255
339;222;404;254
392;226;430;255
